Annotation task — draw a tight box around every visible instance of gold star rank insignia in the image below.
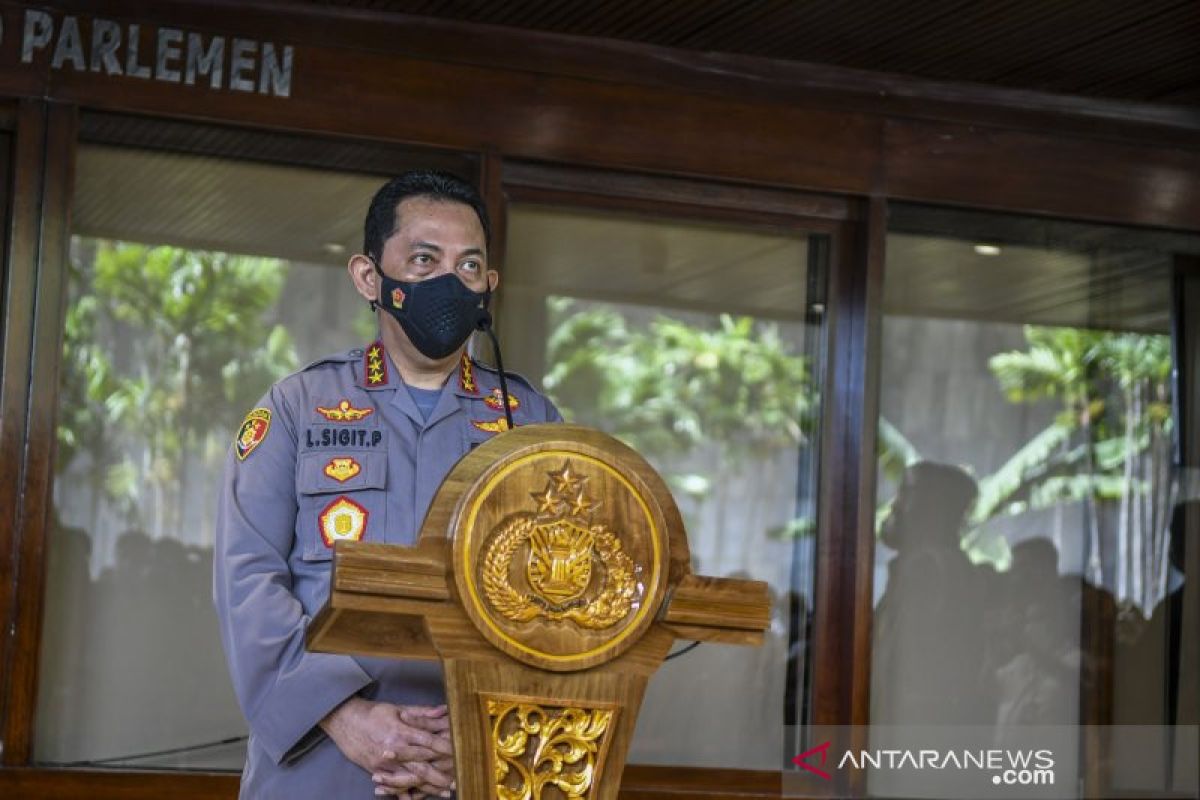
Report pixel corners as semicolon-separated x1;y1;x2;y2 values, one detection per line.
364;341;388;387
459;353;479;395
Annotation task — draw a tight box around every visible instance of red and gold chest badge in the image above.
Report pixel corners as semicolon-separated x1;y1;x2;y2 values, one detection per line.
316;399;374;422
318;496;368;547
472;417;513;434
484;387;520;412
391;287;406;309
458;353;479;395
235;408;271;461
364;341;388;387
324;457;362;482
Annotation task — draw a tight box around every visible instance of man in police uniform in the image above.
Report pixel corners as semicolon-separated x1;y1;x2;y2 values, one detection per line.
215;171;561;798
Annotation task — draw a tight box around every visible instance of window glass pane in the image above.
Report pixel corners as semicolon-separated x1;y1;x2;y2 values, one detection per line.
37;142;395;768
871;206;1200;796
504;203;827;769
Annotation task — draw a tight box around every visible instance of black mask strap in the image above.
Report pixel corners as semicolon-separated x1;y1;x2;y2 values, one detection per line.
367;255;383;311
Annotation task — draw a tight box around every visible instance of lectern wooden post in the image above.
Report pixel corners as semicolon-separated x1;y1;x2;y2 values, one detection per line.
308;424;770;799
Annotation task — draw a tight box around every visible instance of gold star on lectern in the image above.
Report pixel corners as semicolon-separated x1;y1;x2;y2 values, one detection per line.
531;485;564;516
568;489;598;518
549;464;582;496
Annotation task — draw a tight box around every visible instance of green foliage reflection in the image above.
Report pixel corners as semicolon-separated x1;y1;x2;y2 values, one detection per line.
57;239;297;539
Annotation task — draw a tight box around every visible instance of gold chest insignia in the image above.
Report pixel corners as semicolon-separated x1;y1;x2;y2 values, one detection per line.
484;387;520;412
482;464;635;629
324;457;362;482
318;495;368;547
472;417;513;434
316;399;374;422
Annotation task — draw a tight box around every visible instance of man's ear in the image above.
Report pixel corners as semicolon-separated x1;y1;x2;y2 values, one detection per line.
487;268;499;293
348;254;378;304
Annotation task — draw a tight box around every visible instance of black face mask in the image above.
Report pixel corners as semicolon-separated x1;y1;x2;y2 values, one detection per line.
372;263;490;360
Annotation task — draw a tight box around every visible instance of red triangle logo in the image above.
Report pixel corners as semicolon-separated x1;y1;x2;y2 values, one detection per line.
792;740;833;780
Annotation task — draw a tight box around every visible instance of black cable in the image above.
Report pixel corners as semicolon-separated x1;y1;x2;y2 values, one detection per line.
477;312;515;432
664;641;702;661
44;734;249;767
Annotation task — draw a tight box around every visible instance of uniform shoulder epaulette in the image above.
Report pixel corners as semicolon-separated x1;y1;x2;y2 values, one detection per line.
300;347;362;372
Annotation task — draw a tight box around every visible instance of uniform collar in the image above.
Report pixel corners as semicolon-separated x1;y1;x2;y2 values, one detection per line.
360;342;481;396
361;341;478;429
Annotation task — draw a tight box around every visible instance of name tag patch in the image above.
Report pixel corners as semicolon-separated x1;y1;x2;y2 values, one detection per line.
304;426;383;449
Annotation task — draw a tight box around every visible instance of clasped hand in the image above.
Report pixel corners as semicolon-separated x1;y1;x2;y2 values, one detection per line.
321;697;454;798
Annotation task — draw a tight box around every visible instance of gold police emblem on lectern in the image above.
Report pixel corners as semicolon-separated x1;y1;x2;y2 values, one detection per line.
482;464;636;630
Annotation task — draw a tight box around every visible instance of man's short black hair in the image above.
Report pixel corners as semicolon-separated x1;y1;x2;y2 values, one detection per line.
363;170;490;262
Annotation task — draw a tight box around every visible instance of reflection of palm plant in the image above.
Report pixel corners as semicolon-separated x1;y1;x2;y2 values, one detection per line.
57;240;297;541
880;325;1173;614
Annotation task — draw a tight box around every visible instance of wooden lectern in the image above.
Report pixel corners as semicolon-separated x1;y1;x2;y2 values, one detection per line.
308;424;770;799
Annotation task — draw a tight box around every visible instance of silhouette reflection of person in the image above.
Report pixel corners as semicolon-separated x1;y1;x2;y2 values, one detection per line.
991;538;1079;726
872;461;993;725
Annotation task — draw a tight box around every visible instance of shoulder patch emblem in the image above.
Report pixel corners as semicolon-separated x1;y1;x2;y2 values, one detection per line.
484;388;520;412
235;408;271;461
472;417;513;434
459;353;479;395
324;457;362;482
316;399;374;422
318;495;368;547
365;341;388;387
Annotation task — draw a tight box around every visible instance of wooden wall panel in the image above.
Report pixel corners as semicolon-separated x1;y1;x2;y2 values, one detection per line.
14;0;1200;146
0;46;879;197
0;770;237;799
0;3;1196;231
883;118;1200;230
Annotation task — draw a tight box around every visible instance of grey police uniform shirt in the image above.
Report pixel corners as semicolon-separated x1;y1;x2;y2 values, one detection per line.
215;340;561;799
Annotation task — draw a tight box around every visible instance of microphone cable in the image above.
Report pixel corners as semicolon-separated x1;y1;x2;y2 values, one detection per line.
476;309;515;432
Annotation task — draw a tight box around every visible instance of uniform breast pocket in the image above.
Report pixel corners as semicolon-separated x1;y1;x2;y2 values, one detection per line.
296;451;387;561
